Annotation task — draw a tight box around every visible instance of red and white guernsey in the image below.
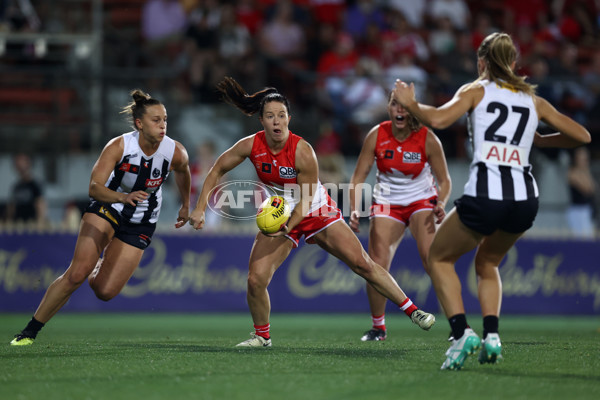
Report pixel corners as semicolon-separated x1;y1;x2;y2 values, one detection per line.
250;130;330;215
373;121;438;206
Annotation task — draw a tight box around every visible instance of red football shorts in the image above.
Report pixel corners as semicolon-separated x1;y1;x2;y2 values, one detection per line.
370;196;438;226
285;199;343;248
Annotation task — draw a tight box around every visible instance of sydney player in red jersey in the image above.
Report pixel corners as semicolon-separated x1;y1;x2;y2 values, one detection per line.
349;93;451;342
189;77;436;347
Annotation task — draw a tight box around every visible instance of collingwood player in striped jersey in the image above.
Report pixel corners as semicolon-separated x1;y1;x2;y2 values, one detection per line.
11;90;191;346
393;32;591;370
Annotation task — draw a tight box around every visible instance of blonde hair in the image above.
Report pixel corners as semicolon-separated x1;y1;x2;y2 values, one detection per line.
472;32;536;96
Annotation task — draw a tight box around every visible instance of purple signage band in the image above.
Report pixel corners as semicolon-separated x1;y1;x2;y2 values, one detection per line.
1;233;598;314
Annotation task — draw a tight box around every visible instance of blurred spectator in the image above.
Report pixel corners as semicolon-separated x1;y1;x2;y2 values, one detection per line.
316;32;358;77
262;0;310;25
141;0;187;43
387;0;427;29
140;0;188;73
6;153;47;227
343;57;387;127
314;119;342;156
428;0;470;30
437;29;477;83
502;0;548;34
185;0;222;101
259;0;306;59
314;120;346;211
550;42;591;124
428;16;456;56
343;0;387;42
316;32;359;132
258;0;308;102
528;57;556;103
355;20;384;61
214;3;255;88
307;0;345;27
381;10;429;65
566;147;596;238
305;20;337;70
235;0;263;35
470;12;497;51
583;51;600;95
1;0;40;32
512;21;541;76
548;41;580;77
583;52;600;127
383;45;428;103
555;0;598;44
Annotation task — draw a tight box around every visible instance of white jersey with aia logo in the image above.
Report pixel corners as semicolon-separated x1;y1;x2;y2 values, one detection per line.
465;80;539;201
104;131;175;224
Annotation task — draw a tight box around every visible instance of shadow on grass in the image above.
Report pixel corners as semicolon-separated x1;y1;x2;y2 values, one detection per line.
2;340;412;360
109;341;412;359
468;366;600;383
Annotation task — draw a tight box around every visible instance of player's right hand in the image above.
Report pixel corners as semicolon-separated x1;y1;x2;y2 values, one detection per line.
349;210;360;233
124;191;149;206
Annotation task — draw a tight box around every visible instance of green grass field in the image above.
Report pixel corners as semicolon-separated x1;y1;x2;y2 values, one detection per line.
1;313;599;400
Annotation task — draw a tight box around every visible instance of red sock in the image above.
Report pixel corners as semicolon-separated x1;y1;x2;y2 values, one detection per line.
371;314;386;331
399;298;418;317
254;323;270;339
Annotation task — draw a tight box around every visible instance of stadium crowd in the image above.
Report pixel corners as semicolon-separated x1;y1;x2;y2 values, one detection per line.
0;0;598;234
2;0;599;158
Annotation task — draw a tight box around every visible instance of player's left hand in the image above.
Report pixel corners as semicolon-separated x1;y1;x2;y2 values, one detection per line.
433;203;446;224
393;79;416;107
265;224;290;237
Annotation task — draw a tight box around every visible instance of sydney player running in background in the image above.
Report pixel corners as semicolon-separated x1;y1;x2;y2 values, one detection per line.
349;92;451;342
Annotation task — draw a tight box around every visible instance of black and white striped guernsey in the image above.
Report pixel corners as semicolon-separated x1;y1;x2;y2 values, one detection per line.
464;80;540;201
103;131;175;224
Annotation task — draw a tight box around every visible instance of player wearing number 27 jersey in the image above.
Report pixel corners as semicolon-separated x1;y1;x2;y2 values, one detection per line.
393;32;590;371
465;80;539;201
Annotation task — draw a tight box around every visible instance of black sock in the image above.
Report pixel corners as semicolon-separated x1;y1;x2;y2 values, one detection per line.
22;317;45;338
448;314;468;340
482;315;499;339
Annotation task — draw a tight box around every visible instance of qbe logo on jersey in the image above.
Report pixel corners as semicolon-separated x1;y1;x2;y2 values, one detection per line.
279;166;297;179
403;152;421;163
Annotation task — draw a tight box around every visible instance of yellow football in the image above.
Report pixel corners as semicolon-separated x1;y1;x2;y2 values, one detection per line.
256;195;291;234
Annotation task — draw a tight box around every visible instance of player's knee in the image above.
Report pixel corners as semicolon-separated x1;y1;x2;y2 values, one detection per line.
475;261;498;278
350;254;375;277
92;285;118;302
63;268;89;289
246;273;268;295
474;253;500;276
